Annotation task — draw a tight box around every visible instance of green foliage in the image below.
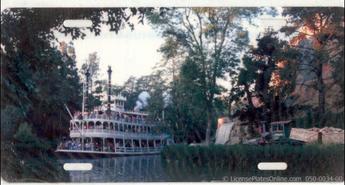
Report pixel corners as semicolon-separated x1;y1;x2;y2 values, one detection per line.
164;59;208;143
14;123;39;147
1;105;24;141
147;87;165;121
237;31;299;123
80;52;100;79
295;117;304;128
1;141;69;182
144;72;166;121
161;144;344;181
1;22;82;138
306;111;313;128
1;122;68;182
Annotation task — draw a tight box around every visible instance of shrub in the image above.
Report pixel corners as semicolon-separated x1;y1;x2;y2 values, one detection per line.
1;122;69;182
161;144;344;181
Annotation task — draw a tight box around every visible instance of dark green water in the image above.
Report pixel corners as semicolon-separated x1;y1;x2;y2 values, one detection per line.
58;154;344;182
58;155;168;182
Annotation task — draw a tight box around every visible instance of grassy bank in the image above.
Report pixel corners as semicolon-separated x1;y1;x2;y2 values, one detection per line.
1;123;69;182
1;141;69;182
161;144;344;181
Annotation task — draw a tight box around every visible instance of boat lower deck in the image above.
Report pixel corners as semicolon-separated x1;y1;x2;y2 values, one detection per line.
56;147;162;158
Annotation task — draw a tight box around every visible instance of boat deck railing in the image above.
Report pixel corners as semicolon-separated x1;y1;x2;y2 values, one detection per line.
72;118;163;127
57;146;163;154
70;128;167;137
74;114;158;124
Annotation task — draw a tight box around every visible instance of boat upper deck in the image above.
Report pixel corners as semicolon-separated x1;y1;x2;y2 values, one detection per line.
69;110;167;139
72;109;158;125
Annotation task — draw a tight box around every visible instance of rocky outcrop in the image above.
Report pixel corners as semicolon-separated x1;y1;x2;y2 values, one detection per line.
215;118;253;145
290;127;344;144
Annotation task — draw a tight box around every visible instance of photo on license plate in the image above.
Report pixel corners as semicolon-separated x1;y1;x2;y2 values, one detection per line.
1;1;344;183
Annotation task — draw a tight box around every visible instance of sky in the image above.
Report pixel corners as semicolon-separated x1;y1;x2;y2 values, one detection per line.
57;23;164;85
56;8;286;87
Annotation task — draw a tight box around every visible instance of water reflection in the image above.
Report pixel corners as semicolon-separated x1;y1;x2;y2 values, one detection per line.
59;155;167;182
58;153;344;182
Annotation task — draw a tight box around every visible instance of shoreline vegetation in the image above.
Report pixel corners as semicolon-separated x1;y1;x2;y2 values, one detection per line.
1;142;69;182
1;123;69;182
161;144;345;182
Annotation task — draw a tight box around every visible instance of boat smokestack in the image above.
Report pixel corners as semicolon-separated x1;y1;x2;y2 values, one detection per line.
85;68;90;113
107;66;112;113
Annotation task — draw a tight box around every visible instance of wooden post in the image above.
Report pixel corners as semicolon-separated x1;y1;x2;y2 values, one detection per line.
131;139;134;152
318;132;323;144
107;66;112;114
113;138;116;153
85;68;90;112
123;136;125;152
139;138;142;152
91;137;94;151
146;139;149;151
102;138;105;152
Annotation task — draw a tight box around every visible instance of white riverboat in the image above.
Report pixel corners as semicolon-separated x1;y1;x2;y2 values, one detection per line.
56;67;172;156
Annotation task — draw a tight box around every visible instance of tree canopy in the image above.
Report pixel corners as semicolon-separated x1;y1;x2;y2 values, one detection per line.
148;7;271;143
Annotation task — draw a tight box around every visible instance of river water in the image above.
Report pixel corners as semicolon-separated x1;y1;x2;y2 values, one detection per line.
58;155;291;182
59;155;168;182
58;154;344;182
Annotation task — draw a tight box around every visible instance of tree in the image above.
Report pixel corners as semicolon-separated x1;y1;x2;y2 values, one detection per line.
237;31;299;124
149;8;263;144
281;8;344;122
225;71;244;117
146;71;167;121
237;55;258;121
167;59;207;143
121;76;140;110
80;52;100;90
80;52;102;110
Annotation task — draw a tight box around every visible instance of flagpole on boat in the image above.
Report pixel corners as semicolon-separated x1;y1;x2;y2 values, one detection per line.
64;104;73;119
82;82;85;117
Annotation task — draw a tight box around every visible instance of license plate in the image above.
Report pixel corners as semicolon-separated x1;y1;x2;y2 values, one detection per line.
1;1;344;183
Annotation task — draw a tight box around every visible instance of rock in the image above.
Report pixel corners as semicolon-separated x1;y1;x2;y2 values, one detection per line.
290;128;319;143
290;127;344;144
215;118;253;145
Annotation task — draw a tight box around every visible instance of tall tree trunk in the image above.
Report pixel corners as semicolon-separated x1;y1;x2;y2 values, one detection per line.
317;63;326;124
273;94;280;121
262;69;272;123
205;106;212;145
244;84;254;109
228;99;233;118
205;93;214;145
277;94;281;121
